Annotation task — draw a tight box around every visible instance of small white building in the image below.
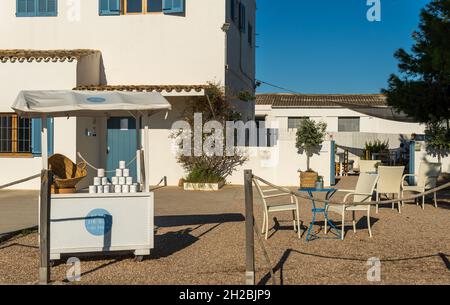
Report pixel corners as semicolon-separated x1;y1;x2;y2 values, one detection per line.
0;0;256;189
224;93;427;187
255;93;425;137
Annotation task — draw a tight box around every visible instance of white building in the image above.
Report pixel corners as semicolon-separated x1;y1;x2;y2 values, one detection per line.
224;93;428;187
0;0;256;189
255;93;425;137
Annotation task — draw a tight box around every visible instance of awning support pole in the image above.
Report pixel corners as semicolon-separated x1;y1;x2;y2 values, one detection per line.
41;115;48;170
136;113;142;187
39;115;51;284
143;114;150;192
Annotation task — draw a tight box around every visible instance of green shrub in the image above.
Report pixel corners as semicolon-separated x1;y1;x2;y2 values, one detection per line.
185;166;224;183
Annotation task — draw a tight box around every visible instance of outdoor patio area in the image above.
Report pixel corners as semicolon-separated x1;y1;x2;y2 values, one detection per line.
0;177;449;285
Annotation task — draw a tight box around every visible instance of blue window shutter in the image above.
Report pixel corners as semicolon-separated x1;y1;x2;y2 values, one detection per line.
37;0;57;16
16;0;35;17
31;118;42;156
163;0;184;14
99;0;121;16
31;118;54;156
48;118;54;156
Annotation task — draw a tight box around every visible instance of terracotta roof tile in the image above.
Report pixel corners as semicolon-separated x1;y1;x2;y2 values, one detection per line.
74;84;209;93
256;94;387;107
0;49;100;63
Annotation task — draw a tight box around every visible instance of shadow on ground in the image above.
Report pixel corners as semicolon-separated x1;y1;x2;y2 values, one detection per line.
258;249;450;285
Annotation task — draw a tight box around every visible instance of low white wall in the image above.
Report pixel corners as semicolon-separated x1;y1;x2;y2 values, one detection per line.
228;140;332;187
414;143;450;174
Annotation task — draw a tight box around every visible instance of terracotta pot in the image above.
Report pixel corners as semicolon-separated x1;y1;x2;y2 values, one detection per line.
300;171;318;188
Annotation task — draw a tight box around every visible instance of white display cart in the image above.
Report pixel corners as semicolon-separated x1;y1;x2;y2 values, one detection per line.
50;192;154;260
13;90;171;261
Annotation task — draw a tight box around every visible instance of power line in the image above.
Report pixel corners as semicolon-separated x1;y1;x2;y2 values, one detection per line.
255;79;301;94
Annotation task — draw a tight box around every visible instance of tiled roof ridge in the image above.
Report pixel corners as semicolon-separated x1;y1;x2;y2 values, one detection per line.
256;93;387;107
74;84;209;93
0;49;100;63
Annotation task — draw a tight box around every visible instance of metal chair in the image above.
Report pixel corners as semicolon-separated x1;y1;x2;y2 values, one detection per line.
326;173;379;240
375;166;405;213
402;162;441;209
253;178;301;240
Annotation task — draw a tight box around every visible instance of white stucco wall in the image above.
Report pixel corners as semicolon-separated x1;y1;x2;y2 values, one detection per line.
256;106;425;135
228;140;332;187
414;143;450;174
0;0;256;190
0;62;78;189
0;0;228;86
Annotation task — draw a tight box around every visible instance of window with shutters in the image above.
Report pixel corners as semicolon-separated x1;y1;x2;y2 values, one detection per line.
288;117;309;129
0;114;32;156
118;0;183;15
338;117;360;132
16;0;57;17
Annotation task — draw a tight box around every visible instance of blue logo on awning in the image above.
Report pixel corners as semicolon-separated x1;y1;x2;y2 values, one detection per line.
86;97;106;103
85;209;112;236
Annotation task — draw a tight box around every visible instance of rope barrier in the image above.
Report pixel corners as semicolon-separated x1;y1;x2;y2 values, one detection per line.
0;174;40;190
252;174;450;207
77;152;137;173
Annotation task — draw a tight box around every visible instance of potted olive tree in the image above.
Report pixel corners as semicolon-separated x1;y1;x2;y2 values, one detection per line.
295;119;327;188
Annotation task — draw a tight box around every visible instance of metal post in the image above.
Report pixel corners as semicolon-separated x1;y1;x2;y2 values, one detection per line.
330;140;336;186
244;170;255;285
39;169;52;285
409;141;416;185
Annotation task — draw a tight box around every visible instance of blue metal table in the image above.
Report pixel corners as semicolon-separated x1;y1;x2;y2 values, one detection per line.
298;188;340;241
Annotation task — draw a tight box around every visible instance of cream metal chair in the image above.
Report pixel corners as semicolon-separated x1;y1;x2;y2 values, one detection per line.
253;178;301;240
375;166;405;214
402;162;441;209
326;173;379;240
358;160;381;174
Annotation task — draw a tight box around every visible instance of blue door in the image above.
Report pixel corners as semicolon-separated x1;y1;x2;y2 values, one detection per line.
107;117;137;180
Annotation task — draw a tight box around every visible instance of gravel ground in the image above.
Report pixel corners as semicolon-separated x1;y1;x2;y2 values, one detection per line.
0;177;449;285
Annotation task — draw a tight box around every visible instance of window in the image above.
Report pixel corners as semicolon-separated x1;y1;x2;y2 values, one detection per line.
0;114;33;155
147;0;163;12
248;23;253;46
255;117;277;147
238;2;246;32
101;0;181;15
0;114;53;156
126;0;143;13
288;117;309;129
16;0;57;17
338;117;360;132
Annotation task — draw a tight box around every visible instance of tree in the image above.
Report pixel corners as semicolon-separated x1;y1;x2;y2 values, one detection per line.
425;121;450;162
295;119;327;172
382;0;450;130
171;83;247;183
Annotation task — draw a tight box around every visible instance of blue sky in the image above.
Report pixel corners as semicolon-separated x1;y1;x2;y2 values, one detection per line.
255;0;432;94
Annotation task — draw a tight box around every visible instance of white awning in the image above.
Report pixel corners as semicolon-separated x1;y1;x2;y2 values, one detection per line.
12;90;172;118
